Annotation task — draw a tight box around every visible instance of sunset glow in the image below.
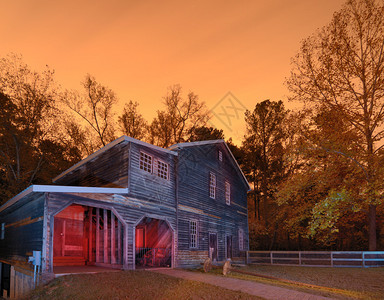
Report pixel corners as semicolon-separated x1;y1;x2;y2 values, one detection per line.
1;0;345;143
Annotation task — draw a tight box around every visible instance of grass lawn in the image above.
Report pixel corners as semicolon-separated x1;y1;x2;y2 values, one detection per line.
216;264;384;299
22;270;263;300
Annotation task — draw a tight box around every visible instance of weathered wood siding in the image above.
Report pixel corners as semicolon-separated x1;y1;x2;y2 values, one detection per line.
0;193;45;263
176;143;249;267
45;180;177;271
128;142;176;207
54;141;130;188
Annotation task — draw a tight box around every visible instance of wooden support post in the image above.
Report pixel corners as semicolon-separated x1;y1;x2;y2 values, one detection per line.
62;220;66;257
104;209;108;263
123;224;128;269
10;266;15;298
111;212;116;264
89;208;93;262
118;220;122;265
96;208;100;263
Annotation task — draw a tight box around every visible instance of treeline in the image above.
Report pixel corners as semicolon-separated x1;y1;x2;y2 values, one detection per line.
1;0;384;251
0;54;223;204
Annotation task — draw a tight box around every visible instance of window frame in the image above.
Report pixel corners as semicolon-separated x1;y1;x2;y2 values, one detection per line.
225;181;231;205
238;228;244;251
189;220;198;249
209;172;216;199
139;151;169;180
139;151;153;174
155;158;169;180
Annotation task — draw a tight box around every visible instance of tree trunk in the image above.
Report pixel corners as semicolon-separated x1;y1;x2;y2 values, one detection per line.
368;204;377;251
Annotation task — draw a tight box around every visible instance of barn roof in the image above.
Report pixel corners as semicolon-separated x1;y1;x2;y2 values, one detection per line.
0;185;128;213
53;135;178;183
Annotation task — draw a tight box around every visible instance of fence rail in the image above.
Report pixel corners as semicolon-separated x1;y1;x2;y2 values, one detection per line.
246;251;384;267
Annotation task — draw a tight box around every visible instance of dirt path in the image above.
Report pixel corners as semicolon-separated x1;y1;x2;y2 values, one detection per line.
150;269;334;300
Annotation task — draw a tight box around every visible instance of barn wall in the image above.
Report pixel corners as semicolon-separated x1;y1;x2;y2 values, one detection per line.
128;142;176;207
0;193;45;263
54;141;130;188
175;143;249;267
45;190;177;271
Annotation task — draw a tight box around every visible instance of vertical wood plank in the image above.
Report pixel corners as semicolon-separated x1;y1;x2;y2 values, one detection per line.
104;209;108;263
118;220;122;265
10;266;15;298
96;208;100;263
49;215;54;273
111;212;116;264
123;224;128;269
89;208;93;262
62;220;66;257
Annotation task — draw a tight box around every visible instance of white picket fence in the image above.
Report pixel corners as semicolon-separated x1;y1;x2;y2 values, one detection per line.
246;251;384;267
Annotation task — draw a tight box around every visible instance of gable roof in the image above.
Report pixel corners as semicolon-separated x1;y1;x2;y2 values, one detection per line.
169;140;250;190
53;135;178;183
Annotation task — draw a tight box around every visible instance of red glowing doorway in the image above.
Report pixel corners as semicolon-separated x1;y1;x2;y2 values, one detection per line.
135;217;172;268
52;204;124;268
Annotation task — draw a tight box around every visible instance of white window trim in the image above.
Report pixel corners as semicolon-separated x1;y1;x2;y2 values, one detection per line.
154;158;169;180
225;181;231;205
209;172;216;199
139;151;169;180
139;151;153;173
190;220;198;249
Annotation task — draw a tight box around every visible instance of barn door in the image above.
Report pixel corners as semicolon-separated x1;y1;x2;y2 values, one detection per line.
209;233;217;261
53;205;85;266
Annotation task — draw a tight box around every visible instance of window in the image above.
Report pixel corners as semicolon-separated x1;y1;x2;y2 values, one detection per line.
140;152;152;173
156;159;169;180
140;152;169;180
225;181;231;205
239;228;244;250
209;172;216;199
0;223;4;240
218;150;223;162
190;220;198;248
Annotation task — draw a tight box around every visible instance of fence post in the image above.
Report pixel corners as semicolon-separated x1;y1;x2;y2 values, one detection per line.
331;252;333;267
299;251;302;265
362;252;365;268
246;251;249;264
270;252;273;265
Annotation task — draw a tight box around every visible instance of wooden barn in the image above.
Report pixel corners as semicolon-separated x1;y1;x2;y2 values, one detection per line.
0;136;249;297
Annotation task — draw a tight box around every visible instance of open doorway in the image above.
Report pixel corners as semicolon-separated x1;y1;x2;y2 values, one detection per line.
135;217;172;268
53;204;124;269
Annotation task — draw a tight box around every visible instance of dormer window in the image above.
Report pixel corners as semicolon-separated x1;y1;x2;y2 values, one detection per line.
156;159;169;180
140;152;152;173
140;151;169;180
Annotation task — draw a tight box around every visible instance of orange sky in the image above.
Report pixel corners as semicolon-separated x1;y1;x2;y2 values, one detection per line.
1;0;345;144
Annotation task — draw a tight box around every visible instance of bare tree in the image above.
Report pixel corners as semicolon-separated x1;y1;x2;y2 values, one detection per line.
118;100;147;140
286;0;384;250
62;74;117;153
149;85;209;148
